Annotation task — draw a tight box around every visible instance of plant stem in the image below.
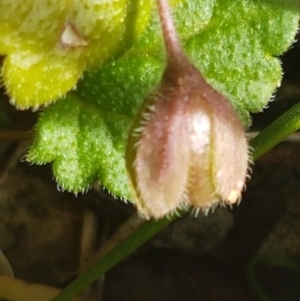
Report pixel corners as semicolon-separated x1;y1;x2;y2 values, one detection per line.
247;255;300;301
51;214;176;301
250;102;300;160
51;102;300;301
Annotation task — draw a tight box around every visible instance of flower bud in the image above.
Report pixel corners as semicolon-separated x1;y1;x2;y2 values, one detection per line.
126;0;249;219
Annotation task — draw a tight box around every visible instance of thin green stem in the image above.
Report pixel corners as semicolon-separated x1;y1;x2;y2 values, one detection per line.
51;101;300;301
247;255;300;301
51;215;176;301
250;102;300;160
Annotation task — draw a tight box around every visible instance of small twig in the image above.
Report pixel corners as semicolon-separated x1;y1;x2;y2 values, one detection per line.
80;210;105;301
0;141;30;184
80;210;98;269
92;213;144;262
51;213;174;301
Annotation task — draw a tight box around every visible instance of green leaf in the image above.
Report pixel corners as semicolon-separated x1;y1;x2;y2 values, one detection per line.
27;94;131;197
0;0;152;109
27;0;299;199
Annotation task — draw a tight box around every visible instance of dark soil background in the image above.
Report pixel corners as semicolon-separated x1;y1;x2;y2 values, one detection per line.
0;31;300;301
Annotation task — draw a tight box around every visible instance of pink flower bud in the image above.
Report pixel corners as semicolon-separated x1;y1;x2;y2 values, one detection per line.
126;0;249;219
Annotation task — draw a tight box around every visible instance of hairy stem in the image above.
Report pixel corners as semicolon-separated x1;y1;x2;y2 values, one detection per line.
156;0;182;60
